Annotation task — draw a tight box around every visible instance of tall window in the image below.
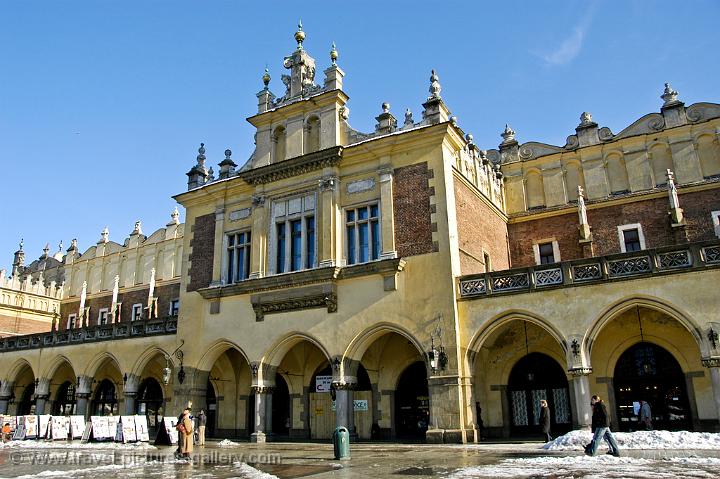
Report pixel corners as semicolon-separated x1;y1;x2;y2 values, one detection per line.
226;231;251;283
272;194;316;273
169;299;180;317
538;243;555;264
98;308;109;326
618;224;645;253
131;303;143;321
346;204;381;265
533;240;560;266
623;229;641;252
67;313;77;330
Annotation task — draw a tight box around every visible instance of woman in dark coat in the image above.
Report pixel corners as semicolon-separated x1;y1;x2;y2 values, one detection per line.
539;399;552;442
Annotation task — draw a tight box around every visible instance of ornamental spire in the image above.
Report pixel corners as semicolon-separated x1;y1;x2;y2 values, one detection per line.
262;68;271;89
294;20;305;50
661;82;679;106
330;42;338;65
428;69;442;100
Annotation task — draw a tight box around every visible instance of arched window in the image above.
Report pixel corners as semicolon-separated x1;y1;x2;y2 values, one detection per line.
525;171;546;209
606;153;630;194
649;143;673;186
697;134;720;179
305;116;321;153
272;126;287;163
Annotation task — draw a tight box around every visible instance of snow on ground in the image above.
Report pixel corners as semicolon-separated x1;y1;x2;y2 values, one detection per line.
217;438;240;447
450;455;720;479
233;462;279;479
0;440;156;450
544;430;720;451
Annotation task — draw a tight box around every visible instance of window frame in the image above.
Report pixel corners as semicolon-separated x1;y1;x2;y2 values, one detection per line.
712;211;720;239
345;202;382;266
223;230;252;284
270;193;317;274
532;239;561;266
169;299;180;317
617;223;646;253
67;313;77;330
131;303;144;321
97;308;109;326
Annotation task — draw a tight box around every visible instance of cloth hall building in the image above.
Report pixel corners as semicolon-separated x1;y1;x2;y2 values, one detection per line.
1;26;720;443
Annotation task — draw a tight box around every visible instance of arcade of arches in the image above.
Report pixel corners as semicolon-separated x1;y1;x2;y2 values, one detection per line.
0;303;718;441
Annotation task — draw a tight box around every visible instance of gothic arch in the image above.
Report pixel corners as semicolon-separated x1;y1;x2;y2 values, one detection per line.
196;339;251;373
83;351;123;378
260;332;331;370
6;358;35;383
130;346;172;378
40;354;76;380
343;322;426;364
584;295;703;356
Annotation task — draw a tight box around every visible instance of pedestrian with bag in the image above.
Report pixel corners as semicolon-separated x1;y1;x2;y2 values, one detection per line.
177;408;194;459
586;395;620;457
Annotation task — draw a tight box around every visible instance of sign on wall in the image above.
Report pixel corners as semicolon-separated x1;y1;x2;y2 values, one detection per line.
315;376;332;393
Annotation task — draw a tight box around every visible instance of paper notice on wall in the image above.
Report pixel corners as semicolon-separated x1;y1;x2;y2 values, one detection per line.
51;416;70;440
24;415;38;438
134;415;150;442
70;416;85;439
315;375;332;392
120;416;137;442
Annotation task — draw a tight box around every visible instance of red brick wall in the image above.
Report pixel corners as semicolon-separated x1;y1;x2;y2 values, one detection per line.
508;188;720;268
0;314;50;337
187;213;216;292
393;163;437;257
454;179;509;274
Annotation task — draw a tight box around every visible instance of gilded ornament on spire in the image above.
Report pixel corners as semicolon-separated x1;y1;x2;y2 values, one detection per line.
262;68;271;88
330;42;338;65
295;21;305;50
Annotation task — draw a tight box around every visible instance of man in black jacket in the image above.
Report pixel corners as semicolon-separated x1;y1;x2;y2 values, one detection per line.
586;395;620;456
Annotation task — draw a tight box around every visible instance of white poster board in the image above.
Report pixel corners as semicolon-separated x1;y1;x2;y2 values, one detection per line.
134;415;149;442
164;417;179;444
120;416;137;442
24;415;38;438
38;415;52;438
90;416;110;439
315;375;332;393
51;416;70;440
107;416;120;442
70;416;86;439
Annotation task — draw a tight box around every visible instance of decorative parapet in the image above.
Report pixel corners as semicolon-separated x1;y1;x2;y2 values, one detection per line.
238;146;342;185
0;316;177;352
458;240;720;299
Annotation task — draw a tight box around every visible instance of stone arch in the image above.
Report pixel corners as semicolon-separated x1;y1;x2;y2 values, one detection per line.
648;141;674;186
261;332;331;370
563;160;585;201
196;339;251;373
6;358;35;383
605;151;630;193
584;295;703;356
695;133;720;178
304;115;321;153
130;346;172;378
272;125;287;163
343;322;426;365
40;354;76;381
524;169;545;209
83;351;123;378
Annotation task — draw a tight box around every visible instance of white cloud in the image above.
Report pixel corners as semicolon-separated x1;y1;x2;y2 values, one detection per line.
542;26;586;66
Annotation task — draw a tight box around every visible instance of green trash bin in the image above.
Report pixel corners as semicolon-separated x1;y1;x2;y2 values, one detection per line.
333;426;350;460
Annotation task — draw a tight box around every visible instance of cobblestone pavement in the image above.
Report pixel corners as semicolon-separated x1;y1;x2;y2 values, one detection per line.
1;441;720;478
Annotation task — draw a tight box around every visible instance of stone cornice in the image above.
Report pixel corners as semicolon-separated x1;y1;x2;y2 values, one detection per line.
238;146;343;185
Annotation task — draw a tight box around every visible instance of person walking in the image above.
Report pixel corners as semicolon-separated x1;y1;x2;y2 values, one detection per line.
586;395;620;457
539;399;552;442
197;409;207;446
639;400;652;430
179;408;194;459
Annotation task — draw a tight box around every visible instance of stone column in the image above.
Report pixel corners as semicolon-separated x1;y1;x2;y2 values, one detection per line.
34;378;50;415
490;384;511;438
250;386;270;443
378;167;397;260
334;381;356;438
318;175;339;267
569;369;593;430
249;194;267;279
703;358;720;431
0;380;14;415
265;388;274;438
75;375;93;418
123;374;140;416
426;375;466;444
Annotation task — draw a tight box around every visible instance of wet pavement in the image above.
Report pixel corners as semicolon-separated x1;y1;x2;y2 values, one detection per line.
1;440;720;478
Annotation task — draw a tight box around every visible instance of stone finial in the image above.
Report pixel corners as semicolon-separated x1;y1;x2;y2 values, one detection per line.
428;69;442;100
375;102;397;134
171;207;180;225
294;20;305;50
330;42;338;65
661;82;679;105
69;238;78;251
666;169;685;225
18;239;24;252
224;149;232;160
404;108;413;127
501;124;516;143
465;133;475;148
42;243;50;258
197;143;206;167
262;68;271;89
132;220;142;236
382;102;390;113
14;239;26;275
57;240;63;253
99;226;109;244
207;167;215;181
579;112;593;125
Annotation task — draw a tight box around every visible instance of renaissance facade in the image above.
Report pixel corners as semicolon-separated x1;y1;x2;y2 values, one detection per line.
1;26;719;443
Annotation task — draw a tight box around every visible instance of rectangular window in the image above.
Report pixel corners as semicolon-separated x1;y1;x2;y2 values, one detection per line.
276;223;286;273
617;223;646;253
346;203;381;265
67;313;77;330
226;231;251;283
272;194;316;274
98;308;109;326
712;211;720;238
131;303;143;321
169;299;180;317
306;216;315;269
538;243;555;264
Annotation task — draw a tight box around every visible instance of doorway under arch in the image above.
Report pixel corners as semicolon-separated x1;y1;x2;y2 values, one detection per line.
507;352;571;437
52;381;76;415
613;342;691;431
92;379;118;416
136;378;164;434
271;374;290;437
17;383;35;416
394;361;429;441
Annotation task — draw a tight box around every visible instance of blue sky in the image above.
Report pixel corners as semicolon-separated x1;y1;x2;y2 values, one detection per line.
1;0;718;271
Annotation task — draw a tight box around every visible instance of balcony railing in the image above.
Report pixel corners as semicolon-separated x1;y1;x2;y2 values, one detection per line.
0;316;177;352
459;240;720;299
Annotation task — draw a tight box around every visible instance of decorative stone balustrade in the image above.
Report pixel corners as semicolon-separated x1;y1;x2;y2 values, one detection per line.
0;316;177;352
459;241;720;299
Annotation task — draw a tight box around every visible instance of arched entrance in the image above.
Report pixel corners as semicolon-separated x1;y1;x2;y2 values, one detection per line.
18;383;35;416
92;379;118;415
52;381;76;415
203;345;252;438
613;342;691;431
271;374;290;437
395;361;430;440
136;378;164;434
507;352;570;436
206;379;217;437
9;362;35;416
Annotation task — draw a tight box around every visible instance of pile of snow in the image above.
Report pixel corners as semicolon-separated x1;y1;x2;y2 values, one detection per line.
450;455;720;479
0;440;156;450
217;438;240;447
233;462;279;479
544;429;720;451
